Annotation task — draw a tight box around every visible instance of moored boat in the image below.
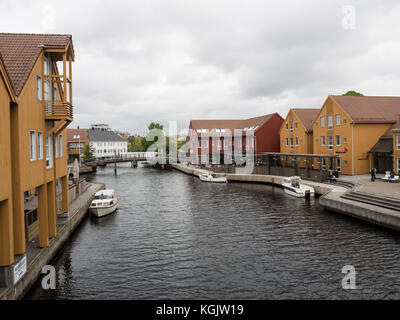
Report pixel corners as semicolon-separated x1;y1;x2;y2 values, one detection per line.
89;189;118;217
282;176;315;198
199;173;228;183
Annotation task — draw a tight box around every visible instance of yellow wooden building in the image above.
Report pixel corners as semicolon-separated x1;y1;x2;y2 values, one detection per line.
279;108;320;154
313;95;400;175
0;33;74;267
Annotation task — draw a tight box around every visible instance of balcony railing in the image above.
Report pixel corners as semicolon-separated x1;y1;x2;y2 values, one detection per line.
44;101;73;121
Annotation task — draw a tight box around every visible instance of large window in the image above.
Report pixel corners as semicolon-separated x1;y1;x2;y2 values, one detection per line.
295;137;299;146
29;131;36;161
336;114;341;125
55;135;59;158
59;135;63;158
396;135;400;150
38;132;43;160
328;135;334;150
336;135;341;146
327;115;333;129
285;138;288;146
290;138;294;150
321;136;326;146
289;120;294;133
320;116;325;128
46;136;53;169
36;76;42;100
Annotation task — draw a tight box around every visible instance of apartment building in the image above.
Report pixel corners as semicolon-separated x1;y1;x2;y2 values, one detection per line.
0;33;74;267
188;113;284;164
313;95;400;175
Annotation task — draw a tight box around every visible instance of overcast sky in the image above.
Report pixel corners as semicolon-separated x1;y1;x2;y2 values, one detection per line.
1;0;400;135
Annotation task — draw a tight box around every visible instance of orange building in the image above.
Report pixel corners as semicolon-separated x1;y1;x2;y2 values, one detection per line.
313;95;400;175
279;108;319;154
0;33;74;268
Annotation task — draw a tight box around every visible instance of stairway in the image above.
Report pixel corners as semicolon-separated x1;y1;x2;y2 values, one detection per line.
341;191;400;212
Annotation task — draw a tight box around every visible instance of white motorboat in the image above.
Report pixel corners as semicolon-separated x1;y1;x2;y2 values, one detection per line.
282;176;315;198
89;189;118;218
199;173;227;183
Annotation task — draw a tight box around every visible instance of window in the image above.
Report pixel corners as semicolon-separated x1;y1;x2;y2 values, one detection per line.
336;114;341;125
29;131;36;161
343;119;347;124
320;116;325;128
344;137;347;144
337;157;342;172
286;124;288;130
37;76;42;100
46;136;53;168
289;121;294;133
285;138;288;146
290;138;294;150
327;115;333;129
59;135;63;158
344;160;348;166
202;139;209;149
55;135;59;158
295;122;298;129
328;135;333;150
396;135;400;150
38;132;43;160
397;158;400;173
295;137;299;146
336;135;341;146
321;136;326;146
322;158;326;171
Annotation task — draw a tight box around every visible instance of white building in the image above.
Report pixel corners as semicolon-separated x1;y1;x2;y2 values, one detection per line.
88;129;128;158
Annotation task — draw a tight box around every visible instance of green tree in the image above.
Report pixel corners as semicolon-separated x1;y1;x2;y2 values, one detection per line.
343;90;363;96
82;144;95;161
129;136;144;151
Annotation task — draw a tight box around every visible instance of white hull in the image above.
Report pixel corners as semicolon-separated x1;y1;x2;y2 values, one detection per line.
199;174;227;183
283;186;315;198
90;202;118;218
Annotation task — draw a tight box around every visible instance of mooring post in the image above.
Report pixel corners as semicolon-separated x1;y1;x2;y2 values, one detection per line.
114;151;117;175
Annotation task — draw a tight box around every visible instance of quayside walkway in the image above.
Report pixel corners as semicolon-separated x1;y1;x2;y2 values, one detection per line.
0;182;105;300
172;164;400;231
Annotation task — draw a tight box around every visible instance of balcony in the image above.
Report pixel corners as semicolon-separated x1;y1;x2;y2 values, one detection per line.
44;101;73;122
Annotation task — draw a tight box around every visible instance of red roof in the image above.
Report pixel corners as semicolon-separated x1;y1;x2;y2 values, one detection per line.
291;108;319;132
67;129;89;142
331;95;400;124
189;114;280;135
0;33;73;96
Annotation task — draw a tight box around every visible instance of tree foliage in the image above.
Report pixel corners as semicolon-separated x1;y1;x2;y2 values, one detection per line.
82;144;95;161
343;90;363;96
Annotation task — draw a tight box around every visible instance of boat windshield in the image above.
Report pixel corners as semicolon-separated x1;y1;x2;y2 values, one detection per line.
94;194;113;200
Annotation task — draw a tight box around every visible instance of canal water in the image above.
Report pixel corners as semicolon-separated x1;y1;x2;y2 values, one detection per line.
27;164;400;299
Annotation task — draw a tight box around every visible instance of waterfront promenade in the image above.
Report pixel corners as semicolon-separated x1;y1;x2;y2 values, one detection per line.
172;164;400;231
0;182;105;300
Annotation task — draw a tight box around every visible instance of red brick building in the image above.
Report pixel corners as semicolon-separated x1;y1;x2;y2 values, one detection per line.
188;113;284;164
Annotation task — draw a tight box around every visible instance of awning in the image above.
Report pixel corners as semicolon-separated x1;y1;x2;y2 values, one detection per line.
368;138;393;153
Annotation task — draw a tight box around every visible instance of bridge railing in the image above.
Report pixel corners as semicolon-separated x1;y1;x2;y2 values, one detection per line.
120;152;158;159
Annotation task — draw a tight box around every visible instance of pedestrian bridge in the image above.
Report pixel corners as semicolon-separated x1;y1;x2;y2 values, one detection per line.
85;152;160;167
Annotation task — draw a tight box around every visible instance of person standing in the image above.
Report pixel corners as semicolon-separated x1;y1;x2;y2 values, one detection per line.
370;168;376;182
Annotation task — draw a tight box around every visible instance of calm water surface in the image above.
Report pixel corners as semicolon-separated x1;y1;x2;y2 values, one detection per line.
27;165;400;299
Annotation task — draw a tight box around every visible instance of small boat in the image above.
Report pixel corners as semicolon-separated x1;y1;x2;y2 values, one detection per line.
199;173;227;183
89;189;118;217
282;176;315;198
